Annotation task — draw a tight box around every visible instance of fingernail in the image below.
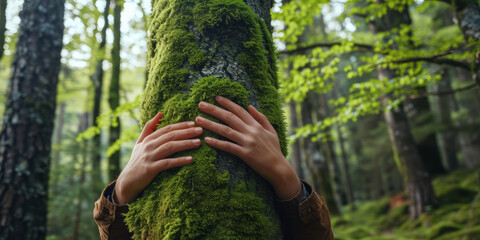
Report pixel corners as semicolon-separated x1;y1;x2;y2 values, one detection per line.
216;95;224;100
195;127;202;133
196;116;204;123
188;121;195;127
193;139;201;144
205;137;212;142
199;101;207;108
186;156;193;161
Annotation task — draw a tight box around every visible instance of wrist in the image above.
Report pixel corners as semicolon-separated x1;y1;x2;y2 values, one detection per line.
271;159;301;200
113;181;130;205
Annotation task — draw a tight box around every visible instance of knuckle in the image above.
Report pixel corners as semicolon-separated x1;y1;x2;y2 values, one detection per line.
222;127;233;136
225;112;235;120
167;131;177;140
162;142;173;152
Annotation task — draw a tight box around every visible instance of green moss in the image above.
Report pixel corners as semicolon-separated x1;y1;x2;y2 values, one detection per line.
128;0;286;239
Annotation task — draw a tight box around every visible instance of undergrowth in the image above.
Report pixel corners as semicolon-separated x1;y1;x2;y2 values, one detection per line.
332;169;480;240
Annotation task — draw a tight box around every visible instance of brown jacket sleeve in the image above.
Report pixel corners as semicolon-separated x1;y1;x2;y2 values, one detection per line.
278;180;334;240
93;181;132;240
94;180;334;240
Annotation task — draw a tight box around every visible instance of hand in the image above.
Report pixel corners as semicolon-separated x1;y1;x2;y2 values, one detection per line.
196;96;301;200
114;112;203;205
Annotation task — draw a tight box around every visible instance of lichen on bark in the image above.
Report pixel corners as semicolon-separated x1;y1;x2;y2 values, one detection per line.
125;0;286;239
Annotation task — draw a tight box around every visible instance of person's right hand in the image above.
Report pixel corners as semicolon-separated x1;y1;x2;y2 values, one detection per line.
114;112;203;205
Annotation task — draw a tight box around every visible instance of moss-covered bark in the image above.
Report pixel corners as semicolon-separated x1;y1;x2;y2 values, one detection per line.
125;0;286;239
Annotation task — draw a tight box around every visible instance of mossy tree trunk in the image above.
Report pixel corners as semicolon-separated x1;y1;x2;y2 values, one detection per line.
370;2;437;220
91;0;111;189
125;0;287;239
0;0;65;238
0;0;6;61
107;0;122;181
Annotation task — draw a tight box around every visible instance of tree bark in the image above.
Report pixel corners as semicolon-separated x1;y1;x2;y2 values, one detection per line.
0;0;6;61
90;0;111;192
125;0;285;238
0;0;65;238
107;0;122;182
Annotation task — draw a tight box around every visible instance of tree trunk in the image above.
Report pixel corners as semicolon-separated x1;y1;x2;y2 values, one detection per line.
433;69;458;170
369;1;437;219
107;0;122;182
404;88;446;175
90;0;111;193
288;100;304;179
51;102;66;194
0;0;65;238
0;0;6;61
125;0;286;238
301;92;341;215
72;112;89;240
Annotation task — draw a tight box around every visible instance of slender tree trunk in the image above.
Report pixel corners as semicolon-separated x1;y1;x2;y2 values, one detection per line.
72;112;89;240
0;0;6;61
301;92;341;215
336;126;355;209
433;69;458;170
108;0;122;182
0;0;65;238
125;1;286;238
90;0;111;193
51;102;66;193
288;100;304;179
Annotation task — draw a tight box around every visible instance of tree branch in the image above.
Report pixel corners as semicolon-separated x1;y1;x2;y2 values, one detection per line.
278;42;373;55
407;82;478;99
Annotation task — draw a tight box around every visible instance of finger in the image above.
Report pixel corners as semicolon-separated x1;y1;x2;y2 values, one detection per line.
198;101;246;131
195;117;244;144
204;137;246;158
148;127;203;149
153;156;194;172
145;121;196;142
152;139;202;159
215;96;257;125
138;112;163;143
248;105;277;135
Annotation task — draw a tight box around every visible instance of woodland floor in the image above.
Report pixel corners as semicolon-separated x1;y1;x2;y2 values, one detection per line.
332;169;480;240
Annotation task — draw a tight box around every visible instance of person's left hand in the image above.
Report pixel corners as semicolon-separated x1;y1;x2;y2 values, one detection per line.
195;96;301;200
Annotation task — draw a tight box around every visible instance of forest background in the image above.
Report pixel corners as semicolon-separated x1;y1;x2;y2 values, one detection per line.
0;0;479;239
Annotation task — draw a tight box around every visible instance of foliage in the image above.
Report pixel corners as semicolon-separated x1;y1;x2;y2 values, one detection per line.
274;0;478;141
